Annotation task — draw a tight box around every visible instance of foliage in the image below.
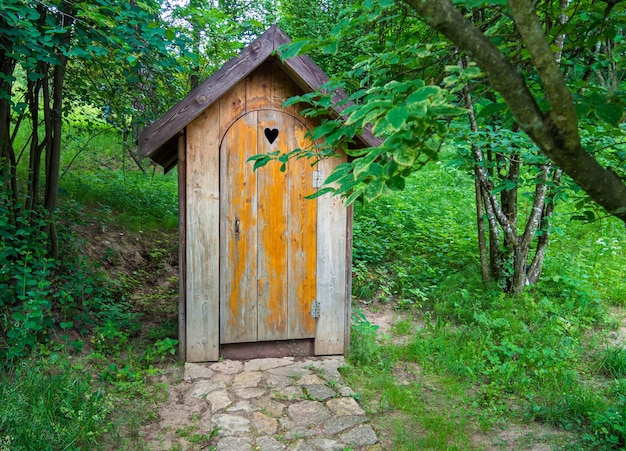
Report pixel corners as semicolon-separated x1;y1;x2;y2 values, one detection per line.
61;168;179;231
352;161;475;305
584;380;626;450
349;309;382;366
347;155;626;448
0;353;113;451
0;184;55;361
0;0;259;259
271;0;626;292
278;0;365;77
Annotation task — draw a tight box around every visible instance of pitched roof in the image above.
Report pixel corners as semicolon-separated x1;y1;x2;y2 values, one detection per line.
138;25;380;171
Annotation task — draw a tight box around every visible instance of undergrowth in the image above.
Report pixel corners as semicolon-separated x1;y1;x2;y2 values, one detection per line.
61;168;178;231
348;160;626;449
1;162;179;448
2;122;625;449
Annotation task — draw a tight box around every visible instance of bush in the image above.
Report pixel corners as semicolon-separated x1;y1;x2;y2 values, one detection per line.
352;163;475;307
0;191;55;362
0;184;142;364
349;309;382;366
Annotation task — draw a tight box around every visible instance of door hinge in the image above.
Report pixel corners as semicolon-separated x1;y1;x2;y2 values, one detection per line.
310;300;320;319
312;171;323;189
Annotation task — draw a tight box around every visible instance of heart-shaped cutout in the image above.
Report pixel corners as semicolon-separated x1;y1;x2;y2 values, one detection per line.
264;128;279;144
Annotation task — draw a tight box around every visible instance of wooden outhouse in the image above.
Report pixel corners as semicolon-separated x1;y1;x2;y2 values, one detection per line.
138;25;379;362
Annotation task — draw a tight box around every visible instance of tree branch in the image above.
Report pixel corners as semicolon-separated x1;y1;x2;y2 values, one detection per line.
400;0;626;223
508;0;578;139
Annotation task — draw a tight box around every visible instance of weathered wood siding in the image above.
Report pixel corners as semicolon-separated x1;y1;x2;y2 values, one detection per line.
184;60;350;361
220;111;259;344
177;133;187;360
186;105;220;362
314;154;348;355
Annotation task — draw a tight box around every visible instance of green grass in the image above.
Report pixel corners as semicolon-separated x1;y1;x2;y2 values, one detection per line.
0;353;112;451
60;168;178;231
4;119;626;449
347;159;626;449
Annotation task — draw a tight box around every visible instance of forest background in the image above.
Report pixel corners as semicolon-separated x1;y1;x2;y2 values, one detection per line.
1;0;626;449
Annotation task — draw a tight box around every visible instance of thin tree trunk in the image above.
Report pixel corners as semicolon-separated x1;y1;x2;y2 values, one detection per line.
402;0;626;223
527;167;562;284
43;7;74;258
26;75;43;213
462;72;492;283
474;176;491;282
0;42;17;217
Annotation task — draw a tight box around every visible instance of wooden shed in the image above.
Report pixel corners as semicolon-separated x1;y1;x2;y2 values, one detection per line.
138;25;379;362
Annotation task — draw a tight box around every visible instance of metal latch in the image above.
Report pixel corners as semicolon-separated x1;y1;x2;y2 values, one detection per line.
310;300;320;318
312;171;323;189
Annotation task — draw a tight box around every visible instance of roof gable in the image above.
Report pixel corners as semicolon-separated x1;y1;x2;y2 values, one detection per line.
138;25;380;170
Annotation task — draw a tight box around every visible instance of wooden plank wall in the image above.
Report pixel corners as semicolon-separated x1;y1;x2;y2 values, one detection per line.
314;153;348;355
184;60;350;361
287;116;318;340
185;106;220;362
177;133;187;360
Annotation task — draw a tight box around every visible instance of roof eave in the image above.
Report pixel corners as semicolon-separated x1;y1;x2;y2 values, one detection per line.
138;25;382;165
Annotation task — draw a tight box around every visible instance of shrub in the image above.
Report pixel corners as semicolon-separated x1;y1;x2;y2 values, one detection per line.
349;309;382;366
0;191;54;362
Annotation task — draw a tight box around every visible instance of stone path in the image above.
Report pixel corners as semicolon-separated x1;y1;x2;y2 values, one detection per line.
140;356;380;450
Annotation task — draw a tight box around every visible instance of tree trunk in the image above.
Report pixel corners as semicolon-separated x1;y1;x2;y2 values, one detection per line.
0;34;17;216
462;76;492;283
26;75;43;213
527;167;562;284
402;0;626;223
474;176;491;283
43;6;74;258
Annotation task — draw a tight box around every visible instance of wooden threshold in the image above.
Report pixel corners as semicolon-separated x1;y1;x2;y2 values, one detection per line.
219;339;315;360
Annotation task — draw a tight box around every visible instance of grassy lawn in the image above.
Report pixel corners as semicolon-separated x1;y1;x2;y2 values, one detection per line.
1;130;625;449
343;160;626;450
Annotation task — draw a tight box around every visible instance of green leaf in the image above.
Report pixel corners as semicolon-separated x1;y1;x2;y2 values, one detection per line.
407;85;441;103
306;187;336;199
344;186;365;205
324;163;353;184
310;121;339;140
462;66;483;79
477;102;507;118
386;175;405;191
574;100;591;118
250;155;271;171
364;178;385;202
492;179;517;194
387;107;409;130
283;94;310;107
595;103;623;126
346;100;391;127
278;39;309;60
322;39;339;54
393;147;416;166
12;311;25;322
353;150;383;179
165;28;175;40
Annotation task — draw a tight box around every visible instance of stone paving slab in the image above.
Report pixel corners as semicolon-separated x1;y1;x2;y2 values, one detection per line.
142;356;379;450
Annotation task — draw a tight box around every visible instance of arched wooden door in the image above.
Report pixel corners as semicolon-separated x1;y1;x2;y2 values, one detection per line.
219;110;318;344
